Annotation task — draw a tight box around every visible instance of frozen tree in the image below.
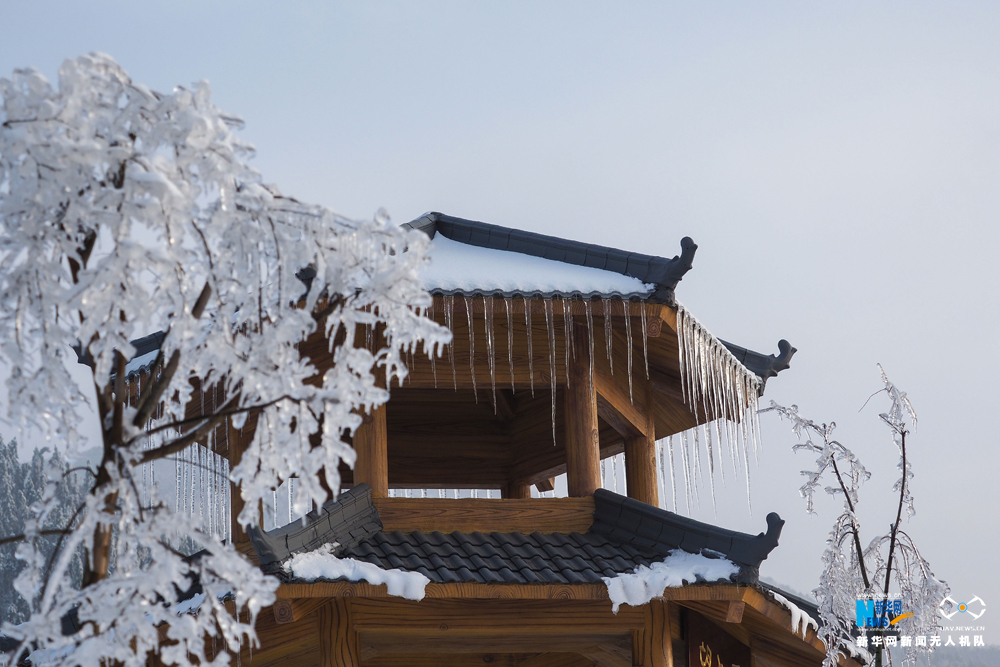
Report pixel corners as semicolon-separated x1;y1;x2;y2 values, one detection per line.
0;53;449;666
765;366;947;667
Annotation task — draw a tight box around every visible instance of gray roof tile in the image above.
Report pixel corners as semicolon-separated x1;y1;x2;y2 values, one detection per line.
255;485;784;588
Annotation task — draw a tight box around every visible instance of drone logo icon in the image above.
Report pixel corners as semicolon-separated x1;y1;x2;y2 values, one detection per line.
940;595;986;620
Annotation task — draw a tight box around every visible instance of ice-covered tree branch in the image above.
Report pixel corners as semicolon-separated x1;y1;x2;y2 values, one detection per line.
764;367;945;667
0;53;450;667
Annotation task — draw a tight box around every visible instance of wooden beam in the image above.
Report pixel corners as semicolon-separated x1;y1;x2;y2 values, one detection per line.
594;348;649;439
319;599;359;667
279;581;610;601
353;403;387;498
373;497;594;533
364;654;598;667
535;477;555;493
361;632;628;657
580;638;632;667
273;596;328;625
623;381;659;507
565;323;601;497
350;598;646;634
726;600;746;624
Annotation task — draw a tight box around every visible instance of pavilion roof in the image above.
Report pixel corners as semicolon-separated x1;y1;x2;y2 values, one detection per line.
249;484;784;589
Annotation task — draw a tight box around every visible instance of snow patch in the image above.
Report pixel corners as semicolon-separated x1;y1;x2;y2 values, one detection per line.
284;544;429;601
770;591;819;639
422;234;653;296
602;550;739;613
124;350;159;375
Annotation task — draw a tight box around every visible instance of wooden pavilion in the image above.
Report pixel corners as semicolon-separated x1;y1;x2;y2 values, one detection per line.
202;214;859;666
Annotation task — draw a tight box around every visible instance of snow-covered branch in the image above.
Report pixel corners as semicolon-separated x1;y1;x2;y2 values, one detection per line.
0;53;450;666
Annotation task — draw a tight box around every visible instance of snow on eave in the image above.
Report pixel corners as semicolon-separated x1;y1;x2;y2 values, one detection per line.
601;549;740;614
421;234;655;299
770;590;820;640
283;543;429;601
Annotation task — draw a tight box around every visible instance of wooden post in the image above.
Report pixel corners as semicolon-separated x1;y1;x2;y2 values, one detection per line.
503;481;531;499
565;323;601;497
353;326;388;498
624;380;659;507
353;404;388;498
643;601;674;667
319;599;359;667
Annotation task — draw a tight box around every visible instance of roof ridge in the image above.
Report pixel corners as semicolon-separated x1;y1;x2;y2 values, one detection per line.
402;212;697;304
591;489;783;581
248;483;382;566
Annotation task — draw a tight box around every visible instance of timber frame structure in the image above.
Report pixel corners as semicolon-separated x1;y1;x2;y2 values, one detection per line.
180;214;857;666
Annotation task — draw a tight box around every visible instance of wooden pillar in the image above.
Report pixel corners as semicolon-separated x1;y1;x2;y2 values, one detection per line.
319;599;359;667
624;380;659;507
565;323;601;497
353;325;388;498
639;601;674;667
353;404;388;498
503;481;531;499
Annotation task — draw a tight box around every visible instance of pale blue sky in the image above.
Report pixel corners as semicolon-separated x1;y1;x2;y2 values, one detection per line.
2;1;998;644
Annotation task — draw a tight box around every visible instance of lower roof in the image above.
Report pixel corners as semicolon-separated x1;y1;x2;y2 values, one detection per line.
249;485;784;589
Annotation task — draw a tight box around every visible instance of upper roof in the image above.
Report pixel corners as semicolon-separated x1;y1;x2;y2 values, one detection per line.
249;485;784;588
403;212;698;304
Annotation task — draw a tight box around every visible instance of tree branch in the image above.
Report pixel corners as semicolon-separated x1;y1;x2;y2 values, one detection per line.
0;529;71;547
132;282;212;428
830;455;871;590
138;395;240;464
129;393;301;445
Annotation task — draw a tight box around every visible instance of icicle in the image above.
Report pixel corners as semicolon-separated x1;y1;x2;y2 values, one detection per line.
544;299;557;446
611;454;619;494
174;441;181;514
428;304;438;389
600;457;606;489
464;296;477;401
561;296;574;385
584;300;595;392
272;488;278;529
288;476;293;525
484;295;497;413
406;346;414;386
199;445;205;525
656;440;666;509
623;299;634;404
640;303;650;380
429;342;438;389
602;297;614;375
679;431;692;513
444;295;457;391
667;436;677;513
505;297;515;392
524;297;535;397
703;426;717;513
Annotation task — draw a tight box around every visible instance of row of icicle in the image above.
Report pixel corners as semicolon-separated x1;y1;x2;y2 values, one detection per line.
424;294;654;447
124;371;232;543
396;295;765;513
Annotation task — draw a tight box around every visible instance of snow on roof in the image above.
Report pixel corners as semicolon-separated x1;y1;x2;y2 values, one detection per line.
124;349;159;376
770;591;820;640
421;233;654;298
283;542;429;601
601;549;739;613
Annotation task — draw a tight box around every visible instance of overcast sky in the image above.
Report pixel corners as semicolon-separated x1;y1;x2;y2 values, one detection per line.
2;1;998;645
